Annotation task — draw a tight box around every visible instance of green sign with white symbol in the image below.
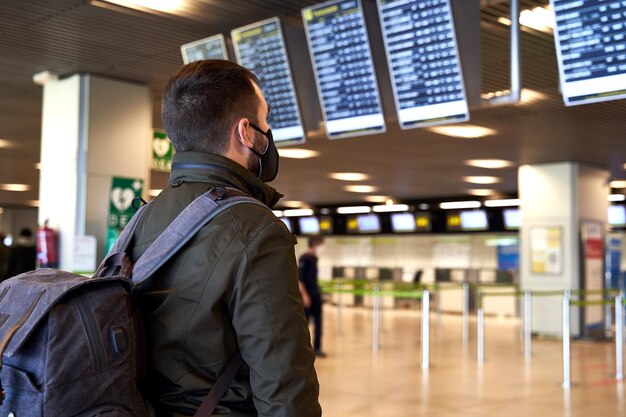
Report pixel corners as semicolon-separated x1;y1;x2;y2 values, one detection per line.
106;176;144;254
152;131;174;171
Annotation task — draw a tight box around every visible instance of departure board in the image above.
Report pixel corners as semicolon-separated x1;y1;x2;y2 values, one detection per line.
181;34;228;64
552;0;626;106
302;0;386;139
377;0;468;128
232;18;305;144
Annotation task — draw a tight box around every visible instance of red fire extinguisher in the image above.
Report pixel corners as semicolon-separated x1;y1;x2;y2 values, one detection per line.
37;220;59;269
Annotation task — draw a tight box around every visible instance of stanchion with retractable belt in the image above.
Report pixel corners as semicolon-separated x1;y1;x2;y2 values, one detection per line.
524;289;532;360
462;282;470;343
562;290;571;389
477;291;484;363
422;290;430;370
615;296;624;381
372;284;380;353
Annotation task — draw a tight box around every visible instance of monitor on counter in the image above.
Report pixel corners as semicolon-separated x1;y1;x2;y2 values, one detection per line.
460;210;488;231
553;0;626;106
391;213;416;232
299;216;321;234
503;208;522;230
377;0;469;128
181;34;228;64
608;205;626;227
232;18;305;145
357;213;381;233
280;217;292;232
302;0;386;139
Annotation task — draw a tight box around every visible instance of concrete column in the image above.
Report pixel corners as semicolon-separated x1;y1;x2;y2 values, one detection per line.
39;74;151;271
519;162;608;337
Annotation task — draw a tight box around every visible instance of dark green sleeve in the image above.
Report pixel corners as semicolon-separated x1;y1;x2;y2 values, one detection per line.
229;220;322;417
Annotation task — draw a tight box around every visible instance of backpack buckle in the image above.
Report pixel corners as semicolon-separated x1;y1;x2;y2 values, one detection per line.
211;186;228;201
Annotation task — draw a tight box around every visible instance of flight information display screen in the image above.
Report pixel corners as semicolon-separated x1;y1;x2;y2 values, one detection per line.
552;0;626;105
377;0;468;128
232;18;305;144
302;0;386;139
181;34;228;64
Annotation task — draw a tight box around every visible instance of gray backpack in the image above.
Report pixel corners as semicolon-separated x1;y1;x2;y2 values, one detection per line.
0;187;262;416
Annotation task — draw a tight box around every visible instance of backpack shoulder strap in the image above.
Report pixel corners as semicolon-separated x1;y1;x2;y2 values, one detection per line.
130;187;265;286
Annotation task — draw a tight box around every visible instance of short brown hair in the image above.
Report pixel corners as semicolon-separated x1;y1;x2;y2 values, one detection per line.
161;60;260;154
308;236;324;248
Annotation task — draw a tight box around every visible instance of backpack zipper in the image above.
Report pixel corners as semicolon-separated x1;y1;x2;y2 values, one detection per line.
75;292;107;373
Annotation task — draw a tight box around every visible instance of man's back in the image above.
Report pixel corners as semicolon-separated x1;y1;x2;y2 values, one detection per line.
130;152;320;417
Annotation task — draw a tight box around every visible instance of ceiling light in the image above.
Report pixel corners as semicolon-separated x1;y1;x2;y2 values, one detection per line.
272;210;284;217
418;203;429;210
345;185;377;193
337;206;372;214
32;70;60;86
439;201;481;210
35;162;42;170
466;159;514;169
610;180;626;189
373;204;409;213
0;207;3;215
485;198;521;207
363;195;391;203
284;208;314;217
148;189;162;197
497;5;554;33
468;189;495;196
427;125;496;139
0;139;13;149
329;172;370;181
521;89;548;104
464;176;500;185
25;200;40;207
277;148;319;159
0;184;31;192
608;194;626;202
101;0;184;13
281;200;308;208
320;208;331;215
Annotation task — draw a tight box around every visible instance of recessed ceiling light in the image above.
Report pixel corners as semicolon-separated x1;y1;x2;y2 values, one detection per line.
373;204;409;213
610;180;626;189
608;194;625;202
102;0;185;13
439;201;481;210
464;176;500;185
466;159;514;169
337;206;372;214
0;207;3;215
363;195;391;203
467;189;495;196
0;184;31;192
485;199;521;207
0;139;13;149
498;5;554;33
345;185;377;193
283;208;314;217
329;172;370;181
277;148;319;159
25;200;40;207
427;125;496;139
34;162;42;170
281;200;309;208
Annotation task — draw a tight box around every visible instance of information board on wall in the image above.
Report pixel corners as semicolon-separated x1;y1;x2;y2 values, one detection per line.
232;18;305;145
302;0;386;139
552;0;626;106
377;0;469;128
181;34;228;64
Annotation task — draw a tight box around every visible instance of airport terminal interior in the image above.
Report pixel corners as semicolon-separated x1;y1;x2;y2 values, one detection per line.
2;0;626;416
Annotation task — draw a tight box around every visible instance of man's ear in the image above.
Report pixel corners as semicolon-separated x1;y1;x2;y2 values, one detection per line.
236;117;255;148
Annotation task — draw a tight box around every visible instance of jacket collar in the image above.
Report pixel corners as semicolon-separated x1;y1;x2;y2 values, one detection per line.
169;152;283;208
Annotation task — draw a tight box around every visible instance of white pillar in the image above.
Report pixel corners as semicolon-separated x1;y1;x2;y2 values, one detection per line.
519;162;608;337
39;74;151;271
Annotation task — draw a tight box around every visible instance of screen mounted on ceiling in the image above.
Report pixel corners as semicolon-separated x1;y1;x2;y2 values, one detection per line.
302;0;386;139
377;0;469;128
552;0;626;106
181;34;228;64
232;17;305;145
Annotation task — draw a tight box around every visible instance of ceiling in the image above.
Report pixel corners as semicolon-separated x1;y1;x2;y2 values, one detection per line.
1;0;626;210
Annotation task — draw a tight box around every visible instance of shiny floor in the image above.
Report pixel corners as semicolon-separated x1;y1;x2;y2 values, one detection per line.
313;305;625;417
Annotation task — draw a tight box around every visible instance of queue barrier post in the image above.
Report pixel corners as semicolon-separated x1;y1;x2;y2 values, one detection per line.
562;290;571;389
524;289;532;359
462;282;470;343
422;290;430;369
337;281;343;336
477;291;484;363
616;296;623;381
372;284;380;353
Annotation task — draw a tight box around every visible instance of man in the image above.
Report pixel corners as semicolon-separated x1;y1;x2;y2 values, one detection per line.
5;228;37;278
298;236;325;357
130;60;321;417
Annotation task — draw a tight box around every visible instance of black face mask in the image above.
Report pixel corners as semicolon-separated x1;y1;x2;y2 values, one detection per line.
249;123;279;182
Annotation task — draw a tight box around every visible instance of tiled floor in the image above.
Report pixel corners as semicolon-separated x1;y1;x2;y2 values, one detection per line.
313;306;625;417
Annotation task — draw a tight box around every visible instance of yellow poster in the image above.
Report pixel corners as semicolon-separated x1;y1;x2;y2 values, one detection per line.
530;226;562;275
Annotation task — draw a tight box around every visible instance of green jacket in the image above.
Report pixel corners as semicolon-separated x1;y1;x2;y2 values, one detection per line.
130;151;321;417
